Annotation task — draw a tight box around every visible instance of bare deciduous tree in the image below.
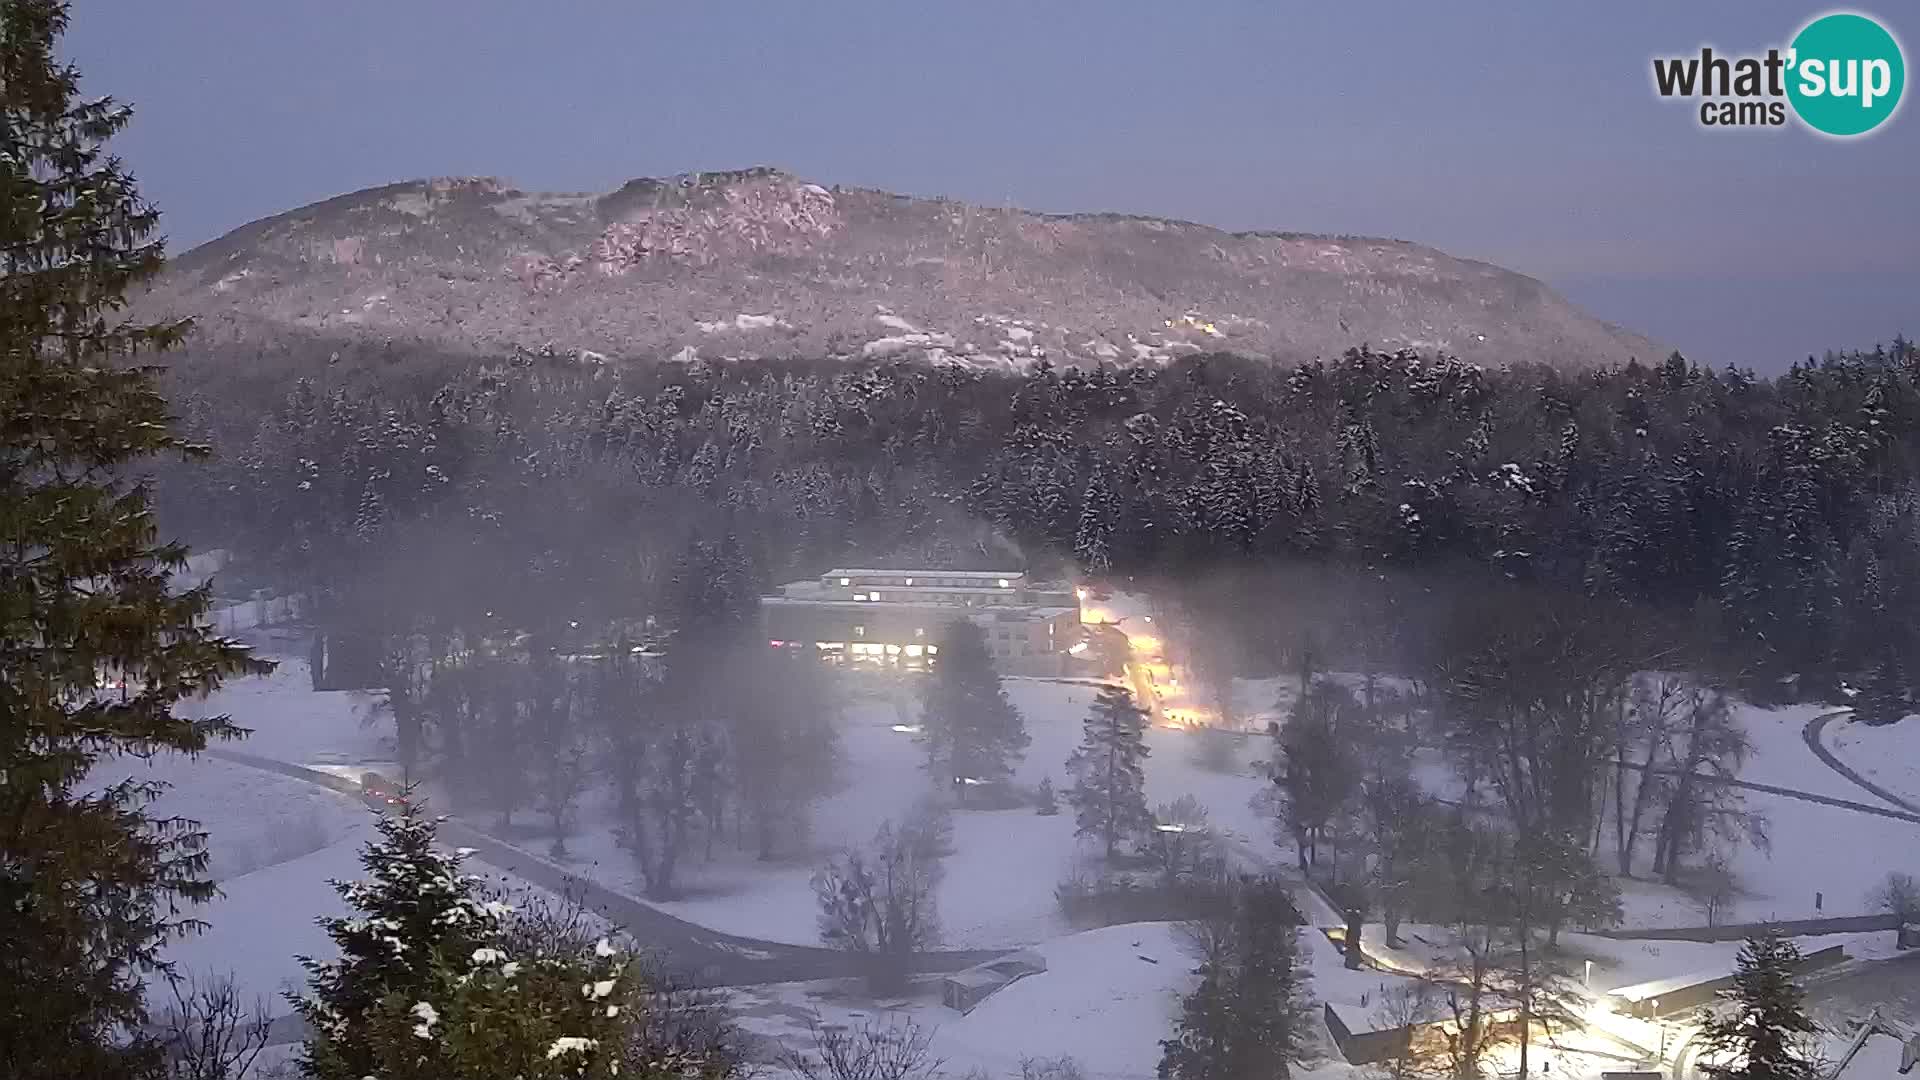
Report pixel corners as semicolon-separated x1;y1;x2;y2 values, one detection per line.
1866;870;1920;922
1369;979;1445;1080
814;817;945;992
782;1017;944;1080
153;975;275;1080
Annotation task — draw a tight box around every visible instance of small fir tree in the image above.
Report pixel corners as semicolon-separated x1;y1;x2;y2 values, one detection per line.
1036;775;1060;815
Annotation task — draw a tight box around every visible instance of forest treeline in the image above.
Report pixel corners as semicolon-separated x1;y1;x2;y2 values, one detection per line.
157;340;1920;711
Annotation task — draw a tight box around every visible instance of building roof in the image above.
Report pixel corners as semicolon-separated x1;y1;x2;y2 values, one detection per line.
1607;969;1729;1003
823;568;1025;579
759;595;1076;618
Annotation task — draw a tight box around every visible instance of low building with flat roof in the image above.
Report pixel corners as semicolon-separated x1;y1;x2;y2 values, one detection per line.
759;568;1082;673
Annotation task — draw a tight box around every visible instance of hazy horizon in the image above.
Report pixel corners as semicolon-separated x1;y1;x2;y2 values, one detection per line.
67;1;1918;371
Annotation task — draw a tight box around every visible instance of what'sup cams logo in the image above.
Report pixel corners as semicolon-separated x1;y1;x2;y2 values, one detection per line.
1652;11;1905;137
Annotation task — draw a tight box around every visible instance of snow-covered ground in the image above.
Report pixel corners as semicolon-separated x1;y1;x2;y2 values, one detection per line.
160;817;370;1002
1825;713;1920;807
93;751;366;883
177;635;1920;947
181;651;391;765
732;922;1373;1080
127;621;1920;1078
551;678;1282;949
1608;700;1920;928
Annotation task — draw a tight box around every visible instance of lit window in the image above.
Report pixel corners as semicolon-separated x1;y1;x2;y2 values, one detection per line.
870;591;881;601
905;577;914;586
997;578;1011;588
905;644;923;657
854;626;865;637
839;577;850;586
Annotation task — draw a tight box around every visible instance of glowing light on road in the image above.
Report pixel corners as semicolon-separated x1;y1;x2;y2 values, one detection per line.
892;724;923;734
1154;823;1189;833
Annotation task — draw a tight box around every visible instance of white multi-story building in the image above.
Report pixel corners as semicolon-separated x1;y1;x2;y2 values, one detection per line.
759;568;1082;672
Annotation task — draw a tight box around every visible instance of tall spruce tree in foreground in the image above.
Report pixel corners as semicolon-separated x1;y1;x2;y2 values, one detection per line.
0;2;269;1075
1065;684;1152;859
1696;932;1819;1080
920;618;1027;804
1159;877;1309;1080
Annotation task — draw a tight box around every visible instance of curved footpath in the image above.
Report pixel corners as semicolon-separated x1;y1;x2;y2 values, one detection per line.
1802;710;1920;816
1615;741;1920;825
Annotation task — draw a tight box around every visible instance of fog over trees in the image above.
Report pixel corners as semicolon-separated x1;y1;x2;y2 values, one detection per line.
10;1;1920;1075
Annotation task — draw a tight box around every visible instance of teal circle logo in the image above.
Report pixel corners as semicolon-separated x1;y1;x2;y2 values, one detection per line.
1787;12;1905;137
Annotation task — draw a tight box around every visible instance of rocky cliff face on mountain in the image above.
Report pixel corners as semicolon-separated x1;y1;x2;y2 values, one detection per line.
141;167;1663;372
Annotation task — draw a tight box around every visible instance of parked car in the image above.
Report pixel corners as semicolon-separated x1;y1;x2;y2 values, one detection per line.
359;771;408;810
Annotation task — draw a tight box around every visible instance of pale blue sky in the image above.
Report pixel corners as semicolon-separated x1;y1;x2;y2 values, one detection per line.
67;2;1918;370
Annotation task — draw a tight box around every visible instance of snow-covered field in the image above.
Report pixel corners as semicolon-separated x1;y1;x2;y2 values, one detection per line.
1612;700;1920;928
181;651;392;765
1825;712;1920;808
731;922;1373;1080
160;817;370;1001
548;679;1276;949
90;750;365;884
123;623;1920;1078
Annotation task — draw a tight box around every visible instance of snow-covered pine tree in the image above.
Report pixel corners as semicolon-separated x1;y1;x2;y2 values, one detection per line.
921;619;1028;805
1696;932;1819;1080
1065;685;1152;860
296;800;720;1080
1855;647;1910;726
1157;943;1236;1080
1222;878;1309;1078
1074;464;1118;575
293;797;504;1079
353;475;386;545
0;2;271;1072
1158;877;1309;1080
